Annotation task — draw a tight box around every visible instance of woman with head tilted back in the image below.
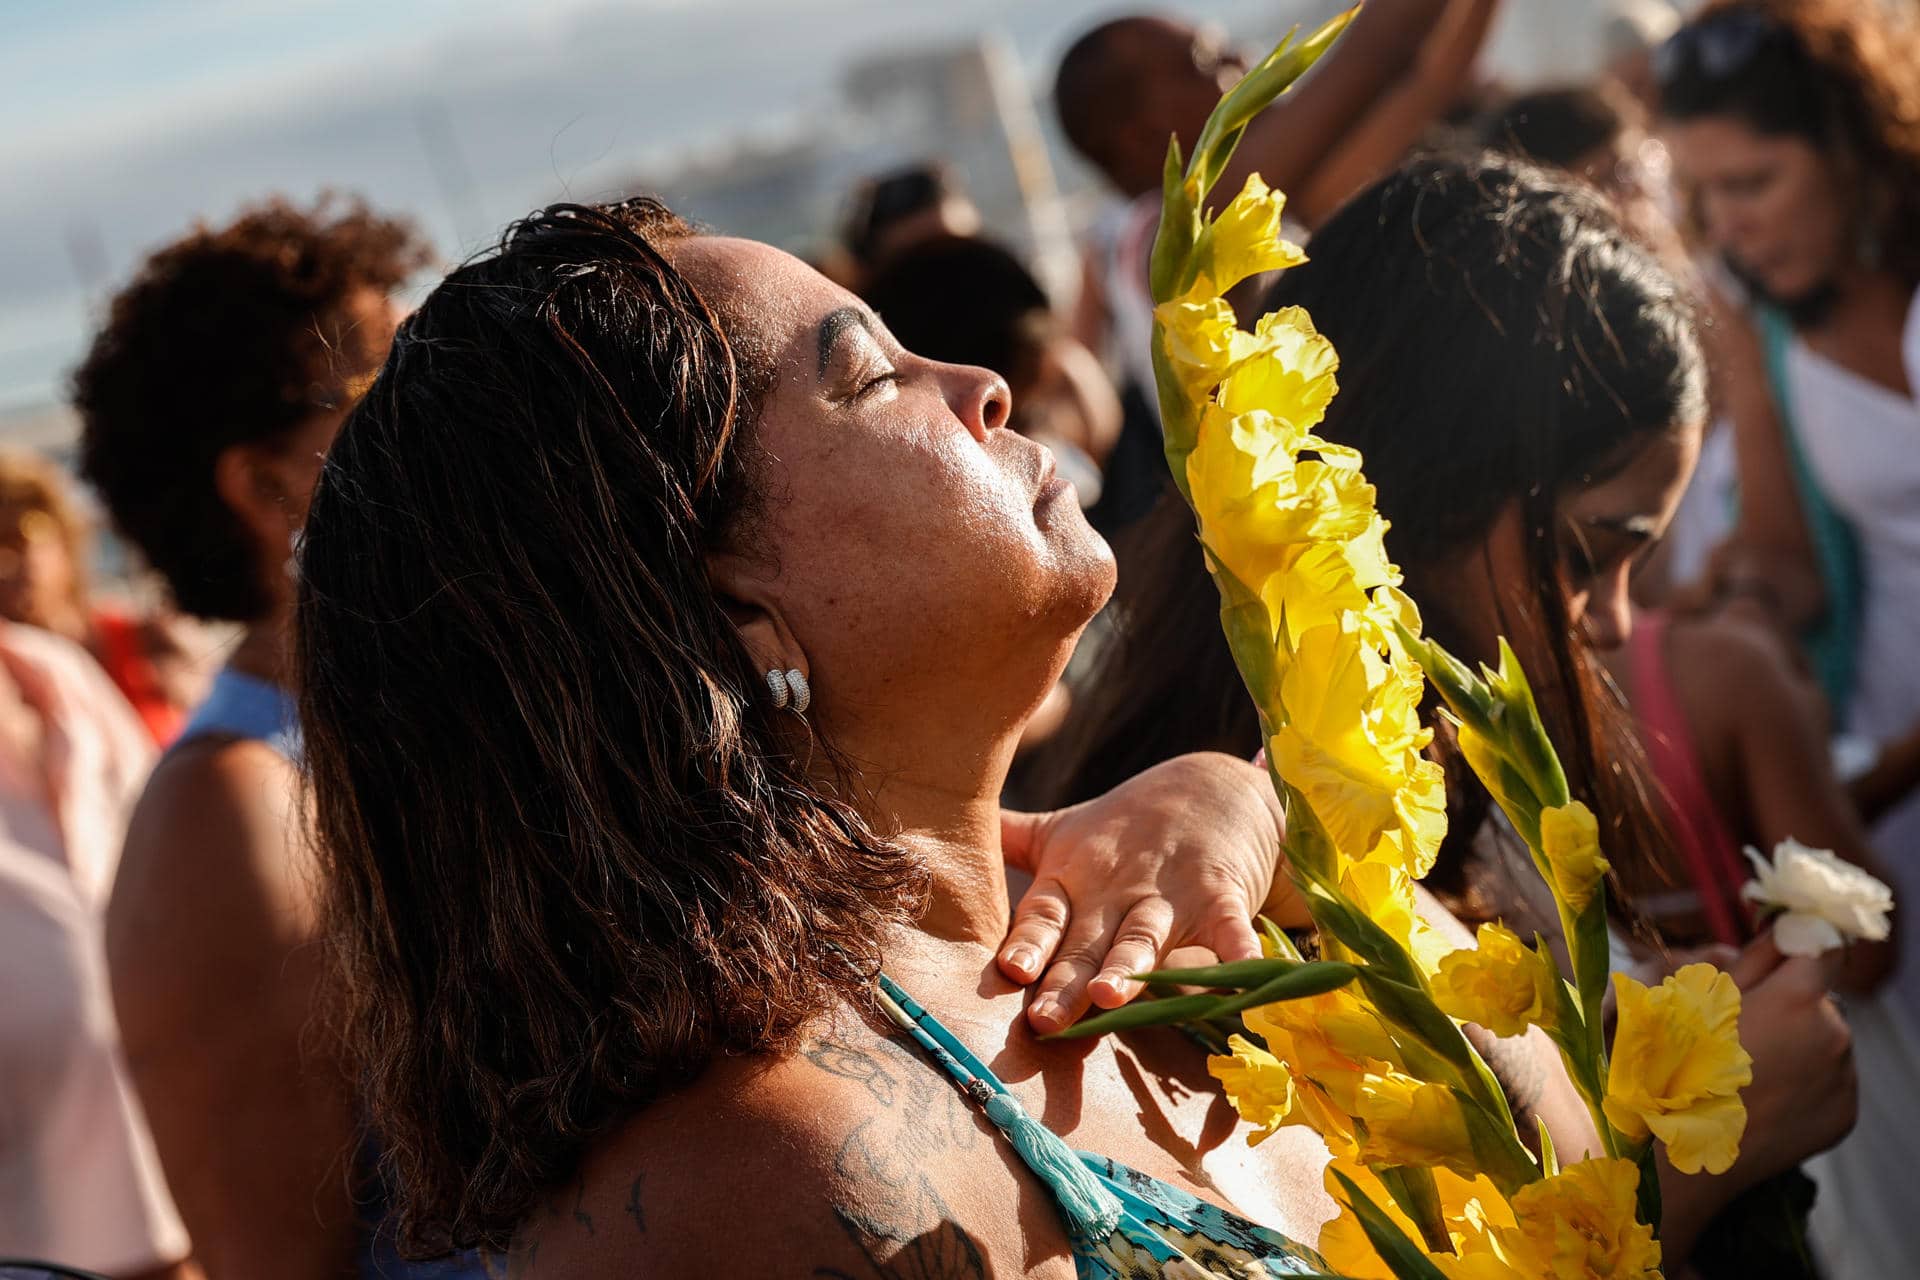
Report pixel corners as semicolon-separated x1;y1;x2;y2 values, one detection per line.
1034;153;1866;1267
295;201;1602;1276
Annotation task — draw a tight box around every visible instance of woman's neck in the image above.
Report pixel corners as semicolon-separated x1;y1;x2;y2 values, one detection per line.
225;607;292;689
882;775;1012;950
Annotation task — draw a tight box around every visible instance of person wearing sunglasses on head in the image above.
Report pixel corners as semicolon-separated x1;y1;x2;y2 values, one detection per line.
1657;4;1920;1276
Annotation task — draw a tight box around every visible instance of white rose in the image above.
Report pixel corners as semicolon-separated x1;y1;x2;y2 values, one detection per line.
1743;838;1893;957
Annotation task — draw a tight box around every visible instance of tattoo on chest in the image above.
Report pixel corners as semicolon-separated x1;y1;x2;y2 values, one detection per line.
803;1033;981;1155
814;1119;988;1279
625;1172;646;1235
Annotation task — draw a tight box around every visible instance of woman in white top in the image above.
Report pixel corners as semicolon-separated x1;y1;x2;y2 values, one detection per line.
0;620;192;1278
1659;4;1920;1273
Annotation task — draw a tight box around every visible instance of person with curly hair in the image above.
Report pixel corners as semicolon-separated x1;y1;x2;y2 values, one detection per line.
1657;4;1920;1271
69;195;467;1278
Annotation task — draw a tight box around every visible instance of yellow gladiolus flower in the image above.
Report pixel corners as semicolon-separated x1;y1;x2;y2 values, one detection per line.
1208;1034;1296;1143
1604;965;1752;1174
1353;1075;1478;1176
1185;404;1392;646
1235;985;1402;1156
1500;1158;1661;1279
1216;306;1337;424
1319;1156;1515;1280
1540;800;1609;913
1268;623;1442;877
1340;860;1452;978
1155;296;1272;401
1430;923;1562;1038
1191;174;1308;297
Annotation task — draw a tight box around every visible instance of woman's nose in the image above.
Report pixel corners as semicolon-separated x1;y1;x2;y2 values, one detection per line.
1583;571;1635;652
946;366;1011;442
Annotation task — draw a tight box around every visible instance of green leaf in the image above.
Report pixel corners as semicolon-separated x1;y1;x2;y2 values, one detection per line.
1149;135;1198;305
1187;10;1357;207
1378;1165;1450;1254
1456;1085;1544;1195
1047;962;1358;1040
1538;1120;1561;1179
1043;992;1225;1039
1258;914;1303;961
1635;1142;1664;1239
1132;958;1303;989
1208;961;1361;1020
1278;781;1343;888
1208;552;1280;718
1328;1170;1452;1280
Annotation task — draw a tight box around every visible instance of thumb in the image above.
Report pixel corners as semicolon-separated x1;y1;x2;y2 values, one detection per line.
1000;808;1046;874
1729;931;1788;990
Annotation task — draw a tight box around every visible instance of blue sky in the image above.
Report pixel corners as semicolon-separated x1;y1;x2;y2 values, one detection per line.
0;0;1600;414
6;0;1299;411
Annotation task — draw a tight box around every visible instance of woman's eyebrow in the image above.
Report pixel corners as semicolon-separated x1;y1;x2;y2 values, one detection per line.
816;305;877;378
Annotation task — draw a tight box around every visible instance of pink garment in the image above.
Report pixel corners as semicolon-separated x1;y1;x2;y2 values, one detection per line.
0;622;188;1272
1627;609;1752;947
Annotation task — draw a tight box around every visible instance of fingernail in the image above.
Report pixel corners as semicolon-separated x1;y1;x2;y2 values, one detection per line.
1005;946;1038;976
1031;995;1061;1028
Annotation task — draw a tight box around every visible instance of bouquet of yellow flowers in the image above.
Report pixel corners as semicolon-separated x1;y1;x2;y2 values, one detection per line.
1056;14;1759;1278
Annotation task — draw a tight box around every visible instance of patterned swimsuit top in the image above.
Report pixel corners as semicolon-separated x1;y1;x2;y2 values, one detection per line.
876;975;1327;1279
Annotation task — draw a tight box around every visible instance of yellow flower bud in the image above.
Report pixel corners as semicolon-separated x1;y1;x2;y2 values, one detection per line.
1430;923;1562;1038
1604;965;1752;1174
1540;800;1609;913
1352;1075;1477;1176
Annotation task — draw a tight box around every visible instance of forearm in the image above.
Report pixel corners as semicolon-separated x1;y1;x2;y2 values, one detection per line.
1847;719;1920;826
1291;0;1500;226
1220;0;1452;202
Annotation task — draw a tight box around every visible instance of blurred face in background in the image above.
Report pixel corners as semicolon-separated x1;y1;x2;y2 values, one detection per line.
1119;19;1249;189
0;503;82;632
1664;115;1851;304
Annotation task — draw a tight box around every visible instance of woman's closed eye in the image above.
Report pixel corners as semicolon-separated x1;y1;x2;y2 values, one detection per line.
856;367;902;400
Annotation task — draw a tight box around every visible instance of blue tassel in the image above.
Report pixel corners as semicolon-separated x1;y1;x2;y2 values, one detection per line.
983;1091;1123;1243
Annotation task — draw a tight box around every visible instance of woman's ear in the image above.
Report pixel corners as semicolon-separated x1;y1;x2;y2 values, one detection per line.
705;548;806;683
213;441;297;561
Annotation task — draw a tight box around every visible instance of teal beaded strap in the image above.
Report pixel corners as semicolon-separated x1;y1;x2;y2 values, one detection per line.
874;973;1124;1243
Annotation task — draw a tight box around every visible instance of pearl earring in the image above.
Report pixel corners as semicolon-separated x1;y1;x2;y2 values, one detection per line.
765;668;791;709
785;669;811;714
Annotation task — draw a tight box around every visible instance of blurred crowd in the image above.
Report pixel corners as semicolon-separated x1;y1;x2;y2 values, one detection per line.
5;0;1920;1277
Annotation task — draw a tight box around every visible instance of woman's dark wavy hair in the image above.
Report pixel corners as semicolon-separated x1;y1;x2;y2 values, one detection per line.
1038;153;1706;910
1658;0;1920;289
297;199;922;1254
73;194;427;620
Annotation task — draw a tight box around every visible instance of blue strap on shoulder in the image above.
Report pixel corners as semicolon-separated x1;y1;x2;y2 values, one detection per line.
1753;305;1863;710
875;973;1123;1244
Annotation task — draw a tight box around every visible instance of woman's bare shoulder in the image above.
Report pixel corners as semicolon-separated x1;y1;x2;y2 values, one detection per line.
509;1021;1073;1278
